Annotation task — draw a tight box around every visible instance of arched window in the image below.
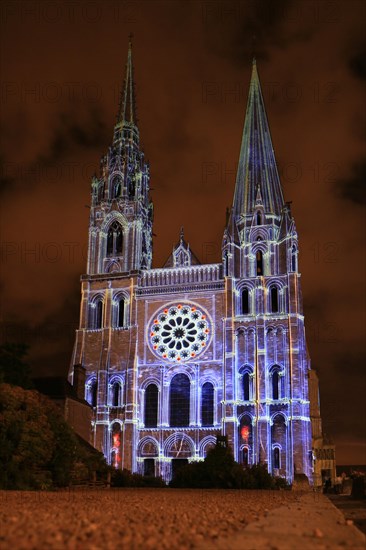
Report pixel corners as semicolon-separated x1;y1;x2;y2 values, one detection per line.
111;381;121;407
111;422;122;468
243;372;250;401
97;184;104;202
241;288;249;315
256;211;262;225
239;416;252;463
271;415;286;474
86;378;98;407
107;221;123;257
272;368;280;400
170;374;190;427
113;178;121;198
224;251;229;277
117;298;125;328
256;250;263;276
201;382;214;426
291;245;297;272
271;287;279;313
115;226;123;254
95;300;103;329
145;384;158;428
243;447;249;467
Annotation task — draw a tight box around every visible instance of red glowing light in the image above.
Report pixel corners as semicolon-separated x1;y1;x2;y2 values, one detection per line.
153;345;157;349
201;342;205;346
163;354;167;358
164;309;168;313
150;332;154;336
191;307;196;311
205;329;209;333
154;319;158;324
241;426;249;441
177;304;182;309
177;357;181;361
191;352;195;357
113;434;121;447
201;315;206;319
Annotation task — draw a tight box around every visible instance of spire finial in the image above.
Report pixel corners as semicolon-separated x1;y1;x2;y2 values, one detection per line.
180;226;184;242
251;34;257;64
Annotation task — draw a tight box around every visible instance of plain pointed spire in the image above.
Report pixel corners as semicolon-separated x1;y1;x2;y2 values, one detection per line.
118;37;137;126
232;60;284;218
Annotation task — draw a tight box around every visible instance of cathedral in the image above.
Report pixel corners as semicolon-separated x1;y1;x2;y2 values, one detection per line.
69;42;319;484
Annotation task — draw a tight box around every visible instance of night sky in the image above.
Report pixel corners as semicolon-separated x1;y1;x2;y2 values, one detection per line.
1;0;365;465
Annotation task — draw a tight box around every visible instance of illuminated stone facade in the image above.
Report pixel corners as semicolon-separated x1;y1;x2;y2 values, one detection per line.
69;43;316;483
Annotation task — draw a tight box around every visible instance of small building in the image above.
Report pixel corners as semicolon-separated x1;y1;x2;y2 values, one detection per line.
309;369;336;487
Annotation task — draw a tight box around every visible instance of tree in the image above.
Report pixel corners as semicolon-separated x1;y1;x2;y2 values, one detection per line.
0;383;107;489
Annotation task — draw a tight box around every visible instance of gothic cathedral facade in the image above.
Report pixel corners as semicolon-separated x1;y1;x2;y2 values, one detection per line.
69;43;315;483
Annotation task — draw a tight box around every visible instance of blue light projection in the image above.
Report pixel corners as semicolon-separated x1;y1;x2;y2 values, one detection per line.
69;43;318;485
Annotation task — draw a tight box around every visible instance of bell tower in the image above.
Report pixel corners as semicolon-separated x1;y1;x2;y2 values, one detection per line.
222;59;312;481
87;39;153;276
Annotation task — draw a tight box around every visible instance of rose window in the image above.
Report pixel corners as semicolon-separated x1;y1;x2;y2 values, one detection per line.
149;304;210;362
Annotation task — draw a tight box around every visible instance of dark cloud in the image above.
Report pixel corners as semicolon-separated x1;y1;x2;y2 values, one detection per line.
39;106;109;166
349;48;366;80
202;0;313;65
0;106;109;197
334;160;366;205
0;154;15;195
1;287;80;377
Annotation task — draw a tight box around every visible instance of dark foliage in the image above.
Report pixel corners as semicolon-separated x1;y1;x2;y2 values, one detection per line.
0;383;107;489
170;440;290;490
0;343;33;389
111;468;166;488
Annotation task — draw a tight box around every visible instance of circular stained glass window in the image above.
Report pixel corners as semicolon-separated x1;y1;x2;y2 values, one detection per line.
149;304;210;362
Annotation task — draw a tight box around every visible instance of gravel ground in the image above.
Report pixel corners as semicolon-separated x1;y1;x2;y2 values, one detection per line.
328;495;366;535
0;488;303;549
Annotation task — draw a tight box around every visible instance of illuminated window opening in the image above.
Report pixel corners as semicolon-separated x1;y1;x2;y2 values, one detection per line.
243;372;250;401
243;447;249;467
256;250;263;276
170;374;190;427
239;416;252;466
201;382;214;426
241;288;249;314
273;447;280;469
272;369;280;400
86;378;98;407
111;422;122;468
111;381;121;407
271;287;279;313
145;384;158;427
107;221;123;257
291;246;297;272
118;298;125;328
113;178;121;198
224;251;229;276
95;300;103;329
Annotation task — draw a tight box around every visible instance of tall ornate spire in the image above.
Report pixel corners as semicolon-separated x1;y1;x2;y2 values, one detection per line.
117;36;137;127
232;59;284;218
